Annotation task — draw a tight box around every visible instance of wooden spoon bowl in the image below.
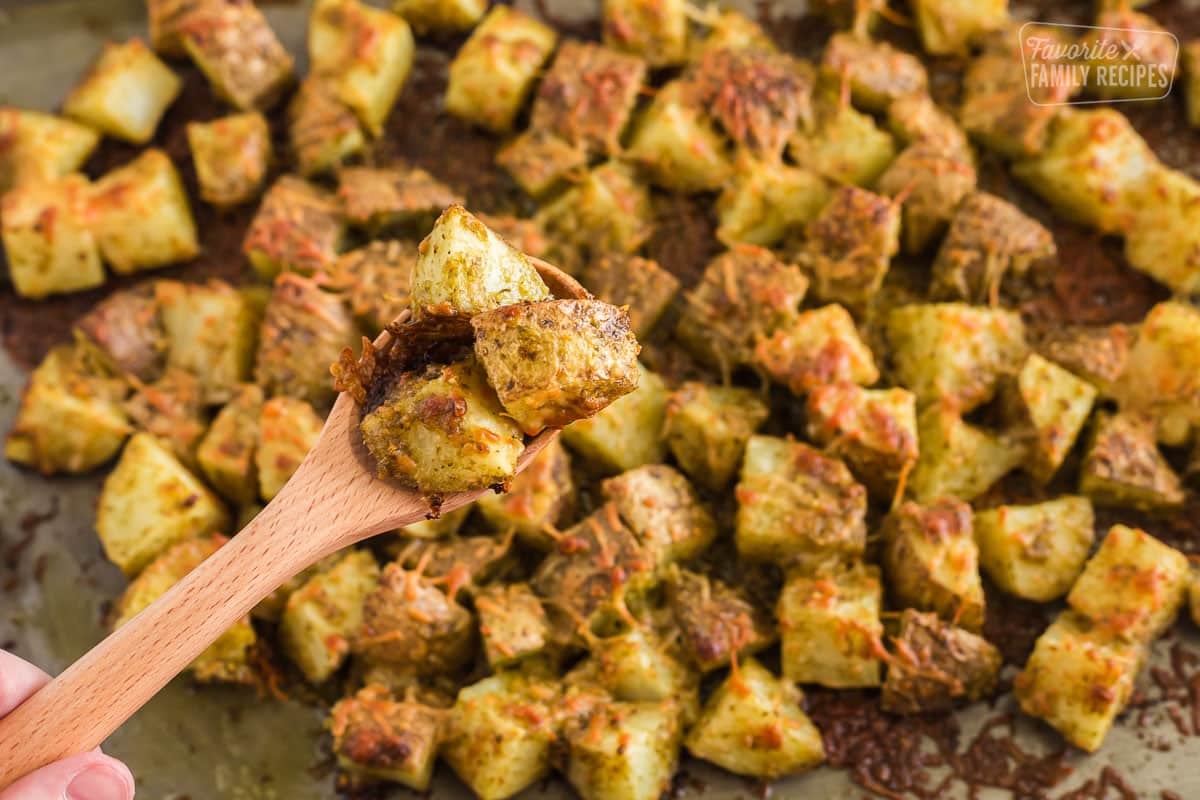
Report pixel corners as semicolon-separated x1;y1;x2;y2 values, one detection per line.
0;258;587;788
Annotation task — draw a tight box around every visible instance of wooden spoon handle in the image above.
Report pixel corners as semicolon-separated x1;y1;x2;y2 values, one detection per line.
0;495;317;786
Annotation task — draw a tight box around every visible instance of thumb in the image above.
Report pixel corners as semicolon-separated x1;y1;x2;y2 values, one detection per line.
0;752;134;800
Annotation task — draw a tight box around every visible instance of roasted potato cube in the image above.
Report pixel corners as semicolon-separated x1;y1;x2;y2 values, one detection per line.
477;438;573;550
1005;354;1097;483
1068;524;1189;643
287;75;366;177
684;47;813;160
877;141;977;254
147;0;216;55
736;435;868;564
602;465;717;565
96;432;229;576
392;0;487;34
1081;10;1176;101
532;504;656;630
255;274;359;411
156;279;257;403
0;108;100;191
443;672;558;800
716;159;830;247
91;149;199;274
821;33;928;112
756;305;879;397
789;87;896;187
179;1;294;110
63;38;180;143
975;496;1095;603
960;27;1071;159
1123;168;1200;294
112;535;256;684
882;610;1001;713
779;561;883;688
444;6;557;133
196;384;263;506
625;79;733;193
356;563;475;672
668;568;774;672
243;175;346;280
360;356;525;495
309;0;414;135
663;383;768;491
911;0;1007;56
1117;301;1200;445
561;362;668;473
186;112;272;207
1;174;104;300
685;658;825;779
589;627;697;709
691;9;775;55
530;40;647;156
1186;40;1200;129
471;299;640;435
930;191;1056;303
1015;611;1144;752
122;369;208;465
74;286;166;382
330;240;414;332
479;213;548;259
881;499;985;631
5;345;129;475
885;93;970;153
411;204;550;316
603;0;688;66
1035;323;1131;398
279;549;379;683
495;129;588;198
393;532;514;591
565;700;682;800
1079;412;1185;512
338;165;462;232
887;303;1026;412
806;383;918;498
796;186;900;316
675;245;808;370
256;396;324;501
536;161;654;270
329;685;442;790
1012;108;1157;234
579;254;679;339
475;582;550;668
908;405;1024;503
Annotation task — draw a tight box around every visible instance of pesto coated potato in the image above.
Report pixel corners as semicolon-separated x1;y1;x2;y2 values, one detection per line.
472;299;640;435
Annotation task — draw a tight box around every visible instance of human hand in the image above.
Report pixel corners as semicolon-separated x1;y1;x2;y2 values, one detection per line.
0;650;134;799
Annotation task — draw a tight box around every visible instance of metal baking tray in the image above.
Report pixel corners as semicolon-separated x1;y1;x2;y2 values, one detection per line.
0;1;1197;797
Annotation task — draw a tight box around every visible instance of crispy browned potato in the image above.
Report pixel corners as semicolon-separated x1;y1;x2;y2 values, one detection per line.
359;355;525;495
530;40;647;157
472;299;640;435
667;567;775;672
356;563;476;674
329;685;443;790
254;273;359;411
881;609;1001;714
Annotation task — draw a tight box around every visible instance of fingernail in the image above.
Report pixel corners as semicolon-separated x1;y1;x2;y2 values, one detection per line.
66;764;130;800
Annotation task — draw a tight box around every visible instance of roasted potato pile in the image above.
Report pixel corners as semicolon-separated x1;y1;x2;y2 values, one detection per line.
6;0;1200;797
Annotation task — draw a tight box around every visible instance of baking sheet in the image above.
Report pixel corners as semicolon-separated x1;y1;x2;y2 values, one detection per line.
0;1;1197;797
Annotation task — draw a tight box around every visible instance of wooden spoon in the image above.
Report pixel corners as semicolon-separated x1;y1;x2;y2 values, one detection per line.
0;259;587;788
